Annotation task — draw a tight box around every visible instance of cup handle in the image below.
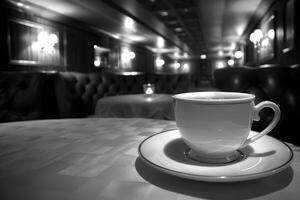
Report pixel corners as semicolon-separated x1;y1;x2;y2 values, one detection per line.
241;101;280;148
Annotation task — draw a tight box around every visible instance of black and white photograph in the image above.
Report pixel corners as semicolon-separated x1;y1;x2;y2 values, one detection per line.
0;0;299;199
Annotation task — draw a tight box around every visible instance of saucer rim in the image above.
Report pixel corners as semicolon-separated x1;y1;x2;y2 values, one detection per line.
138;129;294;182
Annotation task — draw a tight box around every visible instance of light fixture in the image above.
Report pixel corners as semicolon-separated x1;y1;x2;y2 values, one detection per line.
157;37;164;48
32;31;58;53
234;50;244;59
216;61;225;69
121;47;135;64
124;17;134;29
17;2;24;7
227;59;234;66
174;61;181;69
182;63;190;72
261;38;270;48
160;11;168;16
121;51;135;63
267;29;275;40
218;51;224;56
249;29;263;48
174;52;179;58
200;54;207;59
249;27;274;63
155;57;165;68
94;56;101;67
174;27;183;32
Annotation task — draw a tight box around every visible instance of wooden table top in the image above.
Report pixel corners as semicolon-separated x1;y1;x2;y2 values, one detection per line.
0;118;299;200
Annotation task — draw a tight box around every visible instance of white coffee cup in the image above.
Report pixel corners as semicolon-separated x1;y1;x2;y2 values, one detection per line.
173;91;280;163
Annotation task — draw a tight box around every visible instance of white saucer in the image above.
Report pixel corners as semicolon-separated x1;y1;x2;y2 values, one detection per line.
138;129;293;182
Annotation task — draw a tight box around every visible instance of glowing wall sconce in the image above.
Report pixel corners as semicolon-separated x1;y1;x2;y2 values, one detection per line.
32;31;58;53
249;29;263;48
155;56;165;68
174;61;181;69
249;28;274;50
234;50;244;59
249;27;275;62
94;56;101;67
121;49;135;63
218;50;224;57
182;63;190;72
227;59;234;66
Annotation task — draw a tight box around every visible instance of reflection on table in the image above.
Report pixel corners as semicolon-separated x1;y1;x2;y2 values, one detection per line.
0;118;299;200
94;94;175;120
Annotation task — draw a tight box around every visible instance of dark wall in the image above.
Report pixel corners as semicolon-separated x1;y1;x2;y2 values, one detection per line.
0;3;66;71
0;2;155;73
244;0;300;66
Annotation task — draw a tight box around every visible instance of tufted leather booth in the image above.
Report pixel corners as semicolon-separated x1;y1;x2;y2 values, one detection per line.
146;74;191;94
1;67;299;144
54;72;148;118
214;66;300;145
1;71;212;122
0;72;50;122
53;72;219;118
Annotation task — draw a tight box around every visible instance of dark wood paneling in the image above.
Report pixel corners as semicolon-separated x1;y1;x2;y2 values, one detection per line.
66;29;96;72
244;0;300;66
9;19;61;66
0;2;156;73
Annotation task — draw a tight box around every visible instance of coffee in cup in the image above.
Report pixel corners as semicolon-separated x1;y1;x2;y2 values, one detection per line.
173;91;280;164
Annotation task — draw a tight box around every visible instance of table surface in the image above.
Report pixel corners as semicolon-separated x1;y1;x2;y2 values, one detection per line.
94;94;175;120
0;118;299;200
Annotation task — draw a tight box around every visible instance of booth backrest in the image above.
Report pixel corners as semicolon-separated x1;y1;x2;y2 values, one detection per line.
53;72;202;117
146;74;191;94
54;72;148;118
1;68;299;144
214;66;300;144
0;72;48;122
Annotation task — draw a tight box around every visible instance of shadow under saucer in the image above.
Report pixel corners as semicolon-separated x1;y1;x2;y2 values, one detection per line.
135;157;293;200
164;138;277;166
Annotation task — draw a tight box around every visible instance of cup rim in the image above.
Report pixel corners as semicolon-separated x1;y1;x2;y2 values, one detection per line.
173;91;255;104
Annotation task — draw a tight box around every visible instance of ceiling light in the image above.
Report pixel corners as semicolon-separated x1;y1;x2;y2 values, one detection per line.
155;57;165;67
234;50;244;59
17;2;24;7
174;27;182;32
160;11;168;16
124;17;134;29
174;62;181;69
157;37;164;48
200;54;207;59
218;51;224;56
227;59;234;66
182;63;190;72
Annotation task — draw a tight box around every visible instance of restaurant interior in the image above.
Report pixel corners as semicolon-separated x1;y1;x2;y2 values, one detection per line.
0;0;300;199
